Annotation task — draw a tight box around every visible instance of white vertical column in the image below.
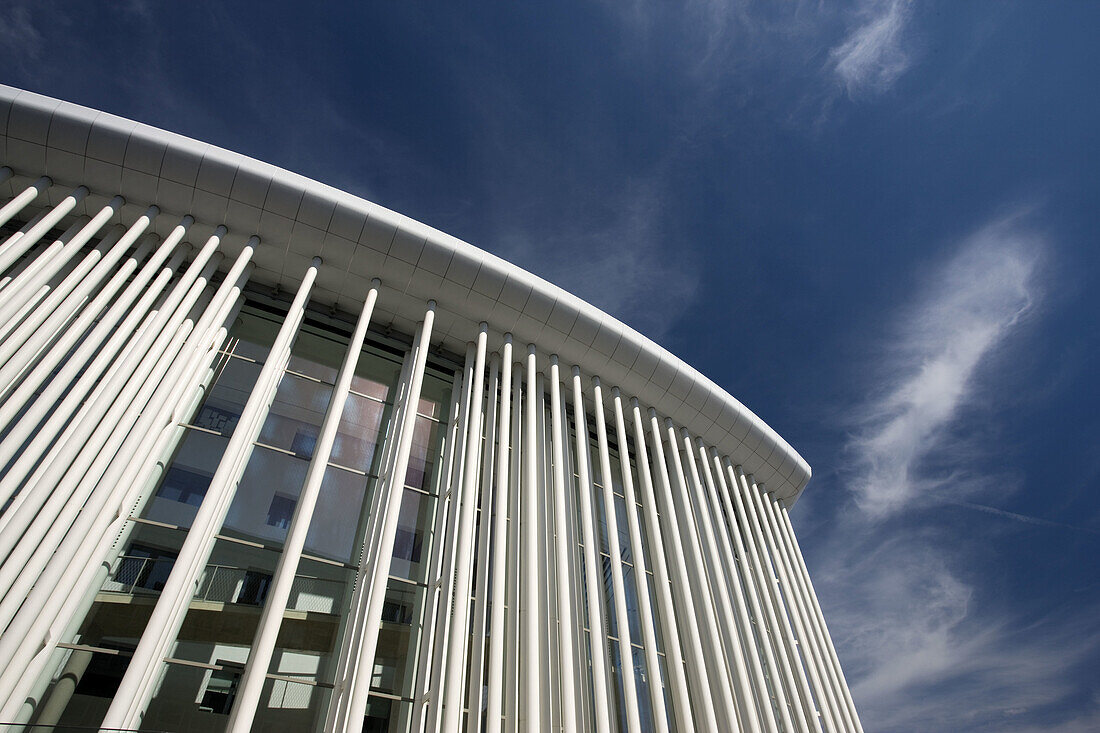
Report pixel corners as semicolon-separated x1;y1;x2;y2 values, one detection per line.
418;341;477;733
344;332;421;624
0;323;246;724
591;378;642;733
521;345;542;733
0;208;51;284
557;374;590;728
503;360;524;733
340;301;437;732
729;465;812;732
659;418;740;732
0;209;51;294
535;375;555;732
0;195;121;318
410;344;473;733
0;252;252;716
0;218;86;321
570;368;613;733
755;487;848;733
0;185;87;274
742;474;822;732
0;213;189;398
645;410;722;732
774;499;864;733
0;310;200;664
466;351;502;733
701;446;781;733
0;248;228;610
0;220;110;363
329;325;422;733
0;217;205;490
484;336;513;733
0;208;163;408
610;389;669;733
546;357;579;730
713;456;793;732
225;279;381;733
678;430;760;733
49;255;248;582
0;175;49;230
629;399;693;732
101;258;323;730
439;323;490;731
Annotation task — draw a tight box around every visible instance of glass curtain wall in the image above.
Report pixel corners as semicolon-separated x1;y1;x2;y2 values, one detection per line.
583;415;672;733
30;301;455;733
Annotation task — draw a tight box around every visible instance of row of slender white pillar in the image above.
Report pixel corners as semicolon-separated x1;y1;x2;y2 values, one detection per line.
402;328;864;733
0;176;862;733
0;176;446;730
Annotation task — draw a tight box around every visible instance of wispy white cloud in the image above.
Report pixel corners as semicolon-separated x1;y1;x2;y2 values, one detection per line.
831;0;916;97
0;3;49;85
947;499;1100;534
819;529;1100;731
848;211;1041;516
594;0;927;134
0;6;42;60
494;178;697;340
802;209;1100;731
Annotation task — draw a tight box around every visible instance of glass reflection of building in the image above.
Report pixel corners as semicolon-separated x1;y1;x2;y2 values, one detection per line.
60;301;454;731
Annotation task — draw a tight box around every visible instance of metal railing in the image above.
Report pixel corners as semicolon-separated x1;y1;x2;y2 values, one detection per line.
103;556;346;613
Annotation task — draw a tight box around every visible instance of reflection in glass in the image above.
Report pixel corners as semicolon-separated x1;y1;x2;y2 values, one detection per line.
389;489;433;583
222;448;308;548
257;374;332;454
404;415;441;491
332;392;388;473
144;430;229;529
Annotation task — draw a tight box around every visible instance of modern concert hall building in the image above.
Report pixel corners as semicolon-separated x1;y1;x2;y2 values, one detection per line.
0;85;862;732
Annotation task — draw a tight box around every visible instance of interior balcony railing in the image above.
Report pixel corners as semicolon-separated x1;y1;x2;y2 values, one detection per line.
102;556;346;614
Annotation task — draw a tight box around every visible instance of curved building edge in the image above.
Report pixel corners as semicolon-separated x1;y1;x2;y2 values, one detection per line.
0;83;811;503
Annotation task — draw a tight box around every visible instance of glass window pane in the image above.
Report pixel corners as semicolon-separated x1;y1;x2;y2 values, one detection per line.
404;415;441;491
608;639;626;733
622;564;643;644
352;345;403;403
602;554;618;640
614;493;632;565
222;448;309;546
364;695;413;732
305;468;373;564
226;309;280;362
631;644;656;732
287;328;345;384
267;493;297;530
198;355;264;430
388;488;434;582
258;375;333;454
416;372;452;419
331;392;389;473
144;430;229;528
155;465;211;508
254;675;333;731
372;585;425;699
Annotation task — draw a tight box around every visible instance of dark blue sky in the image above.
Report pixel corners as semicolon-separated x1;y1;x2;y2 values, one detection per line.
3;1;1098;730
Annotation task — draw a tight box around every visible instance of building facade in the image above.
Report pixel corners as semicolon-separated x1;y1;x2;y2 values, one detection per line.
0;85;861;733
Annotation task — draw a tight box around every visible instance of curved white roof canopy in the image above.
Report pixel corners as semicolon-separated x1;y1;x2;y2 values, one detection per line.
0;84;811;501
